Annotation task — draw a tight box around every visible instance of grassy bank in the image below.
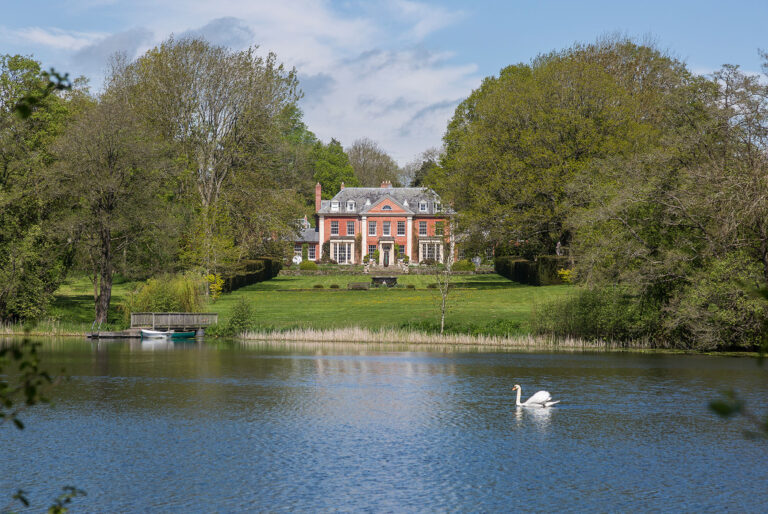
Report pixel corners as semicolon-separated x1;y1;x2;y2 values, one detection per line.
26;272;570;336
207;273;572;333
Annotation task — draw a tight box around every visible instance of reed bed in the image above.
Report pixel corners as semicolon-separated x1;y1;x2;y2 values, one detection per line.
240;326;654;350
0;319;90;337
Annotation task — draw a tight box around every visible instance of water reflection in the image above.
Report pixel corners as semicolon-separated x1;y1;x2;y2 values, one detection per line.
515;405;554;431
1;336;766;512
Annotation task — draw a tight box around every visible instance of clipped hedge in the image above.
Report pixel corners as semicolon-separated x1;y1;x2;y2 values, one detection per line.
222;257;282;293
495;255;570;286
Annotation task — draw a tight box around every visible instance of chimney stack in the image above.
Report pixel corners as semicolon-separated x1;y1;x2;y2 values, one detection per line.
315;182;322;212
381;180;390;188
340;182;345;190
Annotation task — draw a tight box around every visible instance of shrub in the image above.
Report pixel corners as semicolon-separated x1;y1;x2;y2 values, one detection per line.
122;273;206;323
426;283;437;289
536;255;570;285
371;250;380;263
301;244;308;261
313;284;324;288
406;284;415;289
329;284;339;289
557;268;575;284
225;297;255;336
452;259;474;271
402;255;409;264
205;273;224;302
420;258;437;266
299;260;318;270
530;286;660;342
363;254;370;264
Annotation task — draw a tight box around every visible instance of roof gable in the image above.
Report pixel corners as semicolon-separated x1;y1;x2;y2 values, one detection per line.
366;196;410;214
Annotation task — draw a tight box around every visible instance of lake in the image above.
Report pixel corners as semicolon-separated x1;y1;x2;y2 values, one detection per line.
2;338;766;512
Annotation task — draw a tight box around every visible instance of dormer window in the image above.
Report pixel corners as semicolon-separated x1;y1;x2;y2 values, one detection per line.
331;201;339;212
403;200;408;207
346;200;355;212
382;205;392;211
419;201;427;212
434;202;441;212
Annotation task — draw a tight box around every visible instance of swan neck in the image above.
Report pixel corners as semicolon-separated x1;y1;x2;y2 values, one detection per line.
515;387;522;406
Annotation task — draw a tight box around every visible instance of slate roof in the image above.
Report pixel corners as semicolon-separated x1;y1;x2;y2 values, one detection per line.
297;226;319;243
317;187;453;216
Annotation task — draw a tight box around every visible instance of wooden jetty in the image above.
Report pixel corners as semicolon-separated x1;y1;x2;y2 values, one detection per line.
86;312;218;339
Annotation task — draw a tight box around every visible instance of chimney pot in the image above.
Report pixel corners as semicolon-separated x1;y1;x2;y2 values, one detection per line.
315;182;322;212
340;182;345;190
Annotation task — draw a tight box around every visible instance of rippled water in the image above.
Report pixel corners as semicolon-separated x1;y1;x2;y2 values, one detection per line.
2;338;766;512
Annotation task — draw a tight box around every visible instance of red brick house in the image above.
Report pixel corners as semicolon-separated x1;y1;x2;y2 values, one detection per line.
295;181;454;265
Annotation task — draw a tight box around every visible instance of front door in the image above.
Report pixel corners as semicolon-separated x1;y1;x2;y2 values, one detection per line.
383;244;390;266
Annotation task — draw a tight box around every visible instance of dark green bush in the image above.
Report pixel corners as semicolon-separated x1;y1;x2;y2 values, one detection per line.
225;297;255;336
536;255;570;285
406;284;415;289
329;284;339;289
530;286;660;342
313;284;324;288
221;257;282;292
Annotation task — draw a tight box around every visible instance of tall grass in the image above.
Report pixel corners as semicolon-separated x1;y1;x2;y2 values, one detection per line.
121;273;206;323
240;326;654;349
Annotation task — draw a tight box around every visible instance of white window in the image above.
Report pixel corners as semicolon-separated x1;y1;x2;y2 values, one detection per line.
422;243;441;261
369;221;376;236
368;244;376;255
382;205;392;211
333;243;352;264
397;221;405;236
294;243;302;256
434;202;441;212
346;201;355;212
331;221;339;235
308;246;316;260
331;201;339;212
383;221;391;236
347;221;355;235
419;221;427;236
419;201;427;212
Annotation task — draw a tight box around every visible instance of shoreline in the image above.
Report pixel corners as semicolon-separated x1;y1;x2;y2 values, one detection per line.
2;324;760;356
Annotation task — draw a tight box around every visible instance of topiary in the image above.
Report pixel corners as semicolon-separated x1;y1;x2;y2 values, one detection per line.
313;284;324;288
329;284;339;289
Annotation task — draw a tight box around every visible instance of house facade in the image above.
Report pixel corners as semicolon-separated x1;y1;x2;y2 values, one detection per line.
295;181;454;265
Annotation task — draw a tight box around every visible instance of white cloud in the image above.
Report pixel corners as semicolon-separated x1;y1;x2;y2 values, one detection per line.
9;26;107;51
6;0;480;164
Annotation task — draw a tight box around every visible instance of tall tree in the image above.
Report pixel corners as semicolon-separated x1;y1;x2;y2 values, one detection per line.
52;95;162;323
123;37;304;272
439;38;689;254
0;55;73;322
346;137;401;187
312;138;358;198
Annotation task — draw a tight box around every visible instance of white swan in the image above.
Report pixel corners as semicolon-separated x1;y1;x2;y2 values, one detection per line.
512;384;559;408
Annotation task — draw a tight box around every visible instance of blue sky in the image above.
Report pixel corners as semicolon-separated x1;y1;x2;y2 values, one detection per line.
2;0;766;164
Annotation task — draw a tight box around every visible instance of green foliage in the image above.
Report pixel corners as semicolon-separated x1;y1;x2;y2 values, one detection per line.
221;258;282;292
329;284;340;289
663;254;768;351
452;259;474;271
301;244;308;261
121;274;206;323
557;268;575;284
299;260;318;270
206;274;224;302
0;55;74;322
312;138;359;198
225;297;256;336
371;250;380;263
313;284;324;288
530;286;660;342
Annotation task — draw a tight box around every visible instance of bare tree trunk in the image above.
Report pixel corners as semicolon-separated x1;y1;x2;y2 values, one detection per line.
440;291;446;334
94;225;113;324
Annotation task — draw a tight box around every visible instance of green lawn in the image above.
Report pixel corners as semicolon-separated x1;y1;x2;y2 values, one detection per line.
208;274;572;332
47;272;572;334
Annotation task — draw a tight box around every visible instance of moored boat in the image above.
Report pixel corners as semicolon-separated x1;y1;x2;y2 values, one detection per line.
140;329;172;339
